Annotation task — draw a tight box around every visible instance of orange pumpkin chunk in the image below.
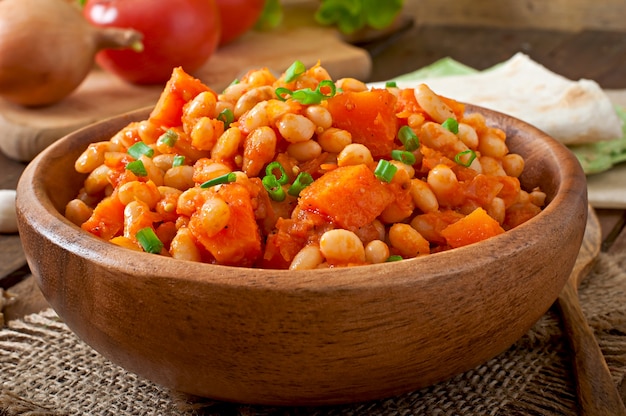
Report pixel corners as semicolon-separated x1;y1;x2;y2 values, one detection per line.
298;164;394;230
326;89;398;158
189;183;262;267
149;67;214;128
441;207;505;248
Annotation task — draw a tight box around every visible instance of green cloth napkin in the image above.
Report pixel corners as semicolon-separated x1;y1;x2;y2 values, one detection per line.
390;58;626;175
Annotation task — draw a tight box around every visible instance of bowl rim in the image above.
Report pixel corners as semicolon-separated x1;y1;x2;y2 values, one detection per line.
16;103;588;292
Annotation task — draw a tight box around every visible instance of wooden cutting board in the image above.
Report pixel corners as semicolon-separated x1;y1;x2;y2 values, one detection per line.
0;24;371;162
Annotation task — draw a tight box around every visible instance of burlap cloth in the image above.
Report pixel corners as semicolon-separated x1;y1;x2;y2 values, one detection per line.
1;252;626;416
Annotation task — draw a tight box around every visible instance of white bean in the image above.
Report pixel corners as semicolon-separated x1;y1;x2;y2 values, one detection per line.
319;229;365;264
388;223;430;257
337;143;373;167
276;113;316;143
414;84;455;123
364;240;390;264
290;244;324;270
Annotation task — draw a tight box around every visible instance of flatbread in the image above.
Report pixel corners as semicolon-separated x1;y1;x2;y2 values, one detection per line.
376;53;622;145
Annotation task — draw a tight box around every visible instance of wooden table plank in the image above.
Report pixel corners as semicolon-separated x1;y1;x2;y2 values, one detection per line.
539;30;626;88
0;151;27;282
366;25;626;89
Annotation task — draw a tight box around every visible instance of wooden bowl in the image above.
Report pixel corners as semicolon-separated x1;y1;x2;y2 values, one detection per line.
16;104;588;406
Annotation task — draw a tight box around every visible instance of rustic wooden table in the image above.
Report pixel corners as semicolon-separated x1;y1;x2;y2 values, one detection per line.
2;23;626;314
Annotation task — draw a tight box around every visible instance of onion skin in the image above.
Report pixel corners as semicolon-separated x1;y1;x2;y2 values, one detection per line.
0;0;142;107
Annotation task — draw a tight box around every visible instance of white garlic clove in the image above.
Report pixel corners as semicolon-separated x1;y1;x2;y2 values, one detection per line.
0;189;18;234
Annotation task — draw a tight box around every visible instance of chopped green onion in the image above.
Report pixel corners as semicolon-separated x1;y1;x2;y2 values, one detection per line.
128;141;154;159
265;161;289;185
316;80;337;99
217;108;235;129
442;117;459;134
288;172;314;196
275;81;336;105
391;149;416;166
385;81;398;88
386;255;403;262
172;155;185;168
284;60;306;83
275;87;292;101
291;88;324;105
136;227;164;254
454;149;477;167
200;172;237;188
398;126;419;152
157;130;178;147
126;160;147;177
262;174;286;201
374;159;397;183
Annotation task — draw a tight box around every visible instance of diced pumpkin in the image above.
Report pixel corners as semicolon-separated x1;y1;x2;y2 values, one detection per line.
298;164;394;230
262;209;328;268
495;176;522;208
189;183;262;267
462;174;505;207
149;67;214;128
81;195;125;241
395;88;423;118
441;207;505;248
411;210;464;245
439;95;466;120
326;89;398;158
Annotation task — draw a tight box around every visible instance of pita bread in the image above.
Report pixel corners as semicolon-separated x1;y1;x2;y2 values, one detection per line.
379;53;622;145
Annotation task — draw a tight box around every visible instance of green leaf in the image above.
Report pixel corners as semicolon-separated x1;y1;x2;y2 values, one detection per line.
315;0;404;34
363;0;404;30
255;0;283;31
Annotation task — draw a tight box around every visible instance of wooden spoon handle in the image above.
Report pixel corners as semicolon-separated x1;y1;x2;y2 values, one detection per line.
557;282;626;416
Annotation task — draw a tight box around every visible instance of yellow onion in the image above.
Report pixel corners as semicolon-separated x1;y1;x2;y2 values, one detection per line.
0;0;142;107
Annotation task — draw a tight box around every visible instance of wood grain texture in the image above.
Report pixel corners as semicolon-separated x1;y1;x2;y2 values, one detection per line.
15;105;588;405
405;0;626;32
556;208;626;415
368;26;626;90
0;151;26;281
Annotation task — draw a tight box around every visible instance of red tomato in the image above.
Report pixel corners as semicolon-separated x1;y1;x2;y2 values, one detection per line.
215;0;265;45
83;0;221;85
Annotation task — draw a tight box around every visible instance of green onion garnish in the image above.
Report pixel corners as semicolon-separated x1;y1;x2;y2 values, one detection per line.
274;81;336;105
157;130;178;147
386;255;403;262
316;80;336;99
275;87;292;101
454;149;477;167
374;159;397;183
288;172;314;196
262;174;286;202
291;88;324;105
172;155;185;168
217;108;234;129
127;142;154;159
136;227;164;254
385;81;398;88
391;149;416;166
398;126;419;152
284;60;306;83
442;117;459;134
265;161;289;185
200;172;237;188
126;160;147;176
